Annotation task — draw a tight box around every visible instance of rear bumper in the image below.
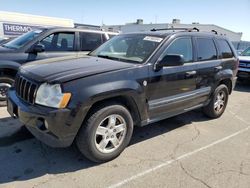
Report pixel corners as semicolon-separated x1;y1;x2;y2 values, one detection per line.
7;88;87;148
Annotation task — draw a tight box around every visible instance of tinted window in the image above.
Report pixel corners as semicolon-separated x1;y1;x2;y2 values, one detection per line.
163;38;193;63
217;39;234;58
197;38;217;61
102;34;107;42
40;32;75;51
241;47;250;56
80;32;103;51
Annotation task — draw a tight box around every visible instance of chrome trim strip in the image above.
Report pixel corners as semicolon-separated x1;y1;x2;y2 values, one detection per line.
238;68;250;72
149;87;211;109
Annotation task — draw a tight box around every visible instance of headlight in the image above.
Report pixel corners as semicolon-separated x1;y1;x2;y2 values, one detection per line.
35;83;71;108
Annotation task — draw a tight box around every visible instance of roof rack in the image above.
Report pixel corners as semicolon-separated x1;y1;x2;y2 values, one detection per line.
150;27;200;32
211;30;218;35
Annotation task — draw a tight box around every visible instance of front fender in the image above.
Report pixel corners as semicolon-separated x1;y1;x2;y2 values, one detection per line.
65;79;148;128
83;80;146;119
0;60;21;70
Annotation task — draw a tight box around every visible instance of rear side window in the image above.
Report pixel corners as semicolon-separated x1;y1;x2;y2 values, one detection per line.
217;39;234;58
196;38;217;61
80;32;103;51
163;37;193;63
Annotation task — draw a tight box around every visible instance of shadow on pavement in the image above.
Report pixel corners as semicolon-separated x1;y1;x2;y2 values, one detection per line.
0;126;33;147
234;81;250;92
0;110;209;184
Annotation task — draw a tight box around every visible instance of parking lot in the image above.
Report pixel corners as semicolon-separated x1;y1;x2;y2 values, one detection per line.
0;82;249;188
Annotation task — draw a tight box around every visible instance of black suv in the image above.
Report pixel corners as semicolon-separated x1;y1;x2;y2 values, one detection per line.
7;29;238;162
0;27;117;102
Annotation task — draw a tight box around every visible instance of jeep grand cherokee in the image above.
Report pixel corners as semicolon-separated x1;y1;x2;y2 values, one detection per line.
7;29;238;162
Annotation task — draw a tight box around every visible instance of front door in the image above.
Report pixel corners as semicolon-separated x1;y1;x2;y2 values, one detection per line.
146;37;209;120
27;32;77;62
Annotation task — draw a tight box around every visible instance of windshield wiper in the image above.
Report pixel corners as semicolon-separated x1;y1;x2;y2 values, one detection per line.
97;54;141;64
97;55;119;60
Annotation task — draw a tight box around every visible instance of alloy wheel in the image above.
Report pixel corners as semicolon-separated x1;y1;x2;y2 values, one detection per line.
95;114;127;154
214;91;226;113
0;83;11;101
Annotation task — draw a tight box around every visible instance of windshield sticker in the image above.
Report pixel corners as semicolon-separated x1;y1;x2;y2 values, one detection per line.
143;36;163;43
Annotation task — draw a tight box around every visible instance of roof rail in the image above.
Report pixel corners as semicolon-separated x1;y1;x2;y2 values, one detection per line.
150;27;200;32
74;25;102;31
211;30;218;35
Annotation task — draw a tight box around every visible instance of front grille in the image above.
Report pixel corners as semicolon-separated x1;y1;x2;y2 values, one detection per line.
15;75;38;104
239;61;250;68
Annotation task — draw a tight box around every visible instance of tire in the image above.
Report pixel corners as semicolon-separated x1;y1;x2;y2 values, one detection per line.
76;103;134;163
203;84;229;119
0;76;15;106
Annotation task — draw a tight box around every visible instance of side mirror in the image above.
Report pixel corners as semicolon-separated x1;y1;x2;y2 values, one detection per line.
32;43;45;53
155;54;184;70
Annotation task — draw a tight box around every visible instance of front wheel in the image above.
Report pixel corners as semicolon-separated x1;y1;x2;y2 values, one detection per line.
76;104;134;163
0;76;15;106
203;84;229;118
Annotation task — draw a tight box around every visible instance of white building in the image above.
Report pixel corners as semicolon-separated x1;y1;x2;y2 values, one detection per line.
0;11;74;38
103;19;243;42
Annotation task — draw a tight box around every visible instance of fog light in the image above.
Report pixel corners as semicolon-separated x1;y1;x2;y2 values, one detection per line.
37;118;48;131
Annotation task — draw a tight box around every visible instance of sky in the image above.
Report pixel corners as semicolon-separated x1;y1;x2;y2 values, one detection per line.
0;0;250;40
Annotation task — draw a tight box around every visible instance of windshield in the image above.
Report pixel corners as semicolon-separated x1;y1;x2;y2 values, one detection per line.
3;30;43;49
241;47;250;56
90;34;164;63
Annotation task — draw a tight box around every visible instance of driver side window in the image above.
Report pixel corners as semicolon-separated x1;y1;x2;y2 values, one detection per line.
40;32;75;52
162;38;193;63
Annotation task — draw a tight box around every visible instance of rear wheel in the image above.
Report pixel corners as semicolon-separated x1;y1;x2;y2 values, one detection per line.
0;76;14;106
76;103;134;163
203;84;229;118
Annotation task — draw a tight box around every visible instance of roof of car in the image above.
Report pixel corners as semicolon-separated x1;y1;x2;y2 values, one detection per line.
121;31;229;40
38;27;118;34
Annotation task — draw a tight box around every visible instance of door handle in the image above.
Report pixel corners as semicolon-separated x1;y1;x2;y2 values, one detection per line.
185;71;197;76
214;66;223;72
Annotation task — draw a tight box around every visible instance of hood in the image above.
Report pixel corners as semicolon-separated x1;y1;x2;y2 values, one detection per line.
0;45;15;53
239;56;250;61
20;55;135;83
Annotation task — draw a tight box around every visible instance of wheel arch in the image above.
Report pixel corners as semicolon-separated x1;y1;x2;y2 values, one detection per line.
215;69;234;94
83;95;142;127
0;61;20;78
218;78;233;94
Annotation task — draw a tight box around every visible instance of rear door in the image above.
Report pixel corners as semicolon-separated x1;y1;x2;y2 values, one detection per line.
147;37;206;119
194;37;222;93
79;32;106;54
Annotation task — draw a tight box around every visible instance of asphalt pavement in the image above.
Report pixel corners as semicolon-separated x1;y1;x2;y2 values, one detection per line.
0;82;249;188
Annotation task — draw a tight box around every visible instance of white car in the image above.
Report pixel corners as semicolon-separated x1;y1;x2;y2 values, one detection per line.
238;47;250;80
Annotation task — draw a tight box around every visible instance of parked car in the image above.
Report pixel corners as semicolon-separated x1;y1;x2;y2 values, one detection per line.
236;50;243;55
7;29;238;162
0;27;117;103
238;47;250;80
0;37;14;45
